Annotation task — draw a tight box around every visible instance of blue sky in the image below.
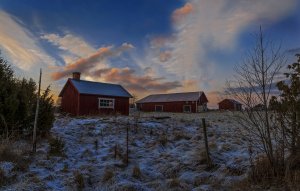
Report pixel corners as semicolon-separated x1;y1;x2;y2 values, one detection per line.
0;0;299;106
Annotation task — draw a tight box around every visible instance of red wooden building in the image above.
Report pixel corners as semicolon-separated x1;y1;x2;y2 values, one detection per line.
59;72;132;116
136;92;208;113
218;99;242;111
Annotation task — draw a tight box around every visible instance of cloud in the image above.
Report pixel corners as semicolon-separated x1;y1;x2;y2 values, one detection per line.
0;11;56;71
41;33;95;58
172;2;193;22
146;0;297;94
51;43;134;80
159;50;172;62
93;67;182;94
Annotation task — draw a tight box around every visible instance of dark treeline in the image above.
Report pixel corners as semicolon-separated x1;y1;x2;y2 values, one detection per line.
0;52;54;139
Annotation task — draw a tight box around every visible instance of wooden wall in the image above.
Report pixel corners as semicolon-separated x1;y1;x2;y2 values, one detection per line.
79;94;130;115
137;101;197;113
61;81;79;115
218;99;241;111
136;93;208;113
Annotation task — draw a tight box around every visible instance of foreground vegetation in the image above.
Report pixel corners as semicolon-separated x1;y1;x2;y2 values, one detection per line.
0;52;55;139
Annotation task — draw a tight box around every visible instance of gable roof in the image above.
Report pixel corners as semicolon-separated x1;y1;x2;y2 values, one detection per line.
59;79;132;98
136;91;205;103
219;99;242;105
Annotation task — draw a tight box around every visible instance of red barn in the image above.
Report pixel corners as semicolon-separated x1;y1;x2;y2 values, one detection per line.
136;92;208;113
59;72;132;116
218;99;242;111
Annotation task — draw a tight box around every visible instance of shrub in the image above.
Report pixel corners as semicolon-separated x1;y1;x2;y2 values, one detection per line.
48;137;65;157
0;168;5;186
74;171;84;190
0;144;31;172
102;168;114;182
132;165;141;179
169;178;180;188
159;134;168;146
0;52;55;138
249;155;276;185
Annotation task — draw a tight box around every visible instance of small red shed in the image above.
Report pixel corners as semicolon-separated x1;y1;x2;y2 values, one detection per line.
136;91;208;113
218;99;242;111
59;72;132;116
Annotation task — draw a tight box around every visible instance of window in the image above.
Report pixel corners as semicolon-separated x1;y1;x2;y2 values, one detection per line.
183;105;191;112
155;105;163;112
98;98;115;109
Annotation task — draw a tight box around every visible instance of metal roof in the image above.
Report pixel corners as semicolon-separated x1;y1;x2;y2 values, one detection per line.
59;79;132;98
136;92;204;103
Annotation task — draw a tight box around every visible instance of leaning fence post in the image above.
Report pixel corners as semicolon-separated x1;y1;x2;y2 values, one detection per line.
126;123;129;166
202;118;212;167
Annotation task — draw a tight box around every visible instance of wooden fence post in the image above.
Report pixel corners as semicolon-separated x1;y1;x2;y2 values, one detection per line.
126;124;129;166
202;118;212;167
33;69;42;153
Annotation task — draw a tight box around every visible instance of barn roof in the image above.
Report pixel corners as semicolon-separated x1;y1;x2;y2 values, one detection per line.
219;99;242;105
136;92;205;103
59;79;132;98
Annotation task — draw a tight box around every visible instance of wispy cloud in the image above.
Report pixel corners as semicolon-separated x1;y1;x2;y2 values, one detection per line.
144;0;297;94
51;43;134;80
172;2;193;22
93;67;181;95
0;11;56;71
41;33;95;60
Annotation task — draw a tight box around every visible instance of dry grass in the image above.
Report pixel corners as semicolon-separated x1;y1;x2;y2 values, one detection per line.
168;178;180;188
132;165;142;179
173;131;191;141
0;168;5;186
74;170;85;190
102;168;114;183
250;156;274;184
158;134;168;146
285;154;300;187
0;143;31;172
48;136;65;157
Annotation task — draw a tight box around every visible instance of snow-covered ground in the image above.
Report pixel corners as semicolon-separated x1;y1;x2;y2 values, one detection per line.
1;111;253;191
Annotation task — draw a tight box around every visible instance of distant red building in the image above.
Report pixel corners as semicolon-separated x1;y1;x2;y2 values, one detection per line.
59;72;132;116
218;99;242;111
136;92;208;113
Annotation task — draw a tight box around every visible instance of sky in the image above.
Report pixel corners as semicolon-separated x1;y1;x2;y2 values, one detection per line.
0;0;299;107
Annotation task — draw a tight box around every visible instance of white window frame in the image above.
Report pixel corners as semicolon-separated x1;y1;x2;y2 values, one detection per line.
155;105;163;112
98;98;115;109
183;105;191;113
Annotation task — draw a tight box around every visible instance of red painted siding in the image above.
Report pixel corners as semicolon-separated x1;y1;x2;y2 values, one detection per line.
60;81;79;115
79;94;129;115
137;101;197;113
136;93;209;113
60;80;130;116
218;99;242;111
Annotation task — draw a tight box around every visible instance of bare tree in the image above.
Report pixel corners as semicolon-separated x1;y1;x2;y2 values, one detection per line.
226;27;286;172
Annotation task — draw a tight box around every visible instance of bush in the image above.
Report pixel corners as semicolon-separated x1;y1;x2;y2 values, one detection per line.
0;144;31;172
159;134;168;146
132;165;141;179
0;52;55;138
48;137;65;157
102;168;114;182
0;168;5;186
74;171;84;190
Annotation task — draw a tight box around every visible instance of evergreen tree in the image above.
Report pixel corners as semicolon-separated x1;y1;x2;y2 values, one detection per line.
270;54;300;155
0;51;55;138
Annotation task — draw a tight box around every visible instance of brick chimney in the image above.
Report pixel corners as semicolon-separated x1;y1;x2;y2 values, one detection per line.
72;72;81;80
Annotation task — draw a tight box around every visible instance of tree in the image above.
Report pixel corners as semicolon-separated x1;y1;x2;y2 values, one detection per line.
0;51;55;139
270;54;300;156
226;27;286;174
